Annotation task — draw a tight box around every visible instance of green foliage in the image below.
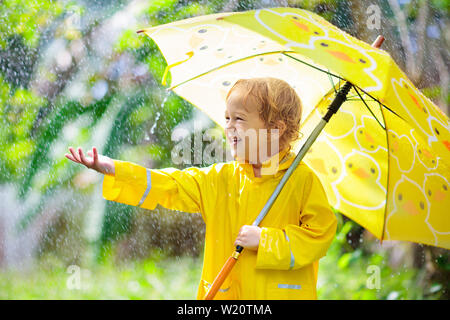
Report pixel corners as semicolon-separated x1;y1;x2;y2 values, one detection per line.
0;0;66;48
318;216;445;300
0;82;45;182
18;95;113;199
422;86;450;106
0;254;202;299
0;0;448;300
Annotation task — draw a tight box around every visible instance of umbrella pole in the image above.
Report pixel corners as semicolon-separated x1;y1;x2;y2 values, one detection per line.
203;35;385;300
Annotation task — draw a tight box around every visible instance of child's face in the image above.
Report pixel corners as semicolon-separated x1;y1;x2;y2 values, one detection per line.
225;87;280;164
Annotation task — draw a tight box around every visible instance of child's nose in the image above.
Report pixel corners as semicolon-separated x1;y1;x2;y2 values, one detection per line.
225;119;235;130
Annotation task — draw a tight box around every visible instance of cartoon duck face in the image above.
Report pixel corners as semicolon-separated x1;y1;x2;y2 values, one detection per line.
336;151;386;209
213;44;243;61
299;38;381;92
305;139;343;206
345;152;380;181
355;116;386;153
288;14;327;38
423;174;449;235
306;139;343;182
213;31;276;62
322;108;356;139
387;130;415;172
391;78;434;140
410;129;439;170
386;176;435;243
257;54;286;66
156;24;228;80
212;76;238;103
249;53;299;83
188;26;225;53
313;92;356;140
256;9;327;46
429;118;450;158
312;39;372;65
417;143;439;170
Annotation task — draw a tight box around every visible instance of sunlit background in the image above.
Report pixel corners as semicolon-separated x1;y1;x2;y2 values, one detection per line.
0;0;448;299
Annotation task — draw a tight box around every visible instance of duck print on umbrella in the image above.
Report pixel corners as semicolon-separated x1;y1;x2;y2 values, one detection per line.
423;174;450;247
355;116;388;153
255;8;328;47
137;6;450;253
299;38;381;92
387;129;415;173
315;93;357;140
304;138;343;205
391;78;436;141
336;150;387;210
386;176;435;244
429;118;450;161
410;129;440;171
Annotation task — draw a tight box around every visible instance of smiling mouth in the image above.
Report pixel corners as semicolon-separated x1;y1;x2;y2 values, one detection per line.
230;137;242;145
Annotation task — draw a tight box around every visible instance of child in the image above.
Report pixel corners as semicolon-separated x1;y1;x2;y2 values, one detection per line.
65;77;337;300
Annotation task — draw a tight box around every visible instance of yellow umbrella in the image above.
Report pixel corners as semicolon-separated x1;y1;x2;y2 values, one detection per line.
136;6;450;292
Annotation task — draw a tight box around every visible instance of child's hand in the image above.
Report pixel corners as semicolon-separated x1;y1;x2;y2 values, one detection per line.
65;146;115;176
234;225;262;251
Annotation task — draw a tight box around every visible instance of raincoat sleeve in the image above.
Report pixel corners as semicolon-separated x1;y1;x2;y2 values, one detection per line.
255;169;337;270
102;159;223;222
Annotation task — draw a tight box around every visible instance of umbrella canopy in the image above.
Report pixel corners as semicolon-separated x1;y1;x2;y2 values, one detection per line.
137;7;450;249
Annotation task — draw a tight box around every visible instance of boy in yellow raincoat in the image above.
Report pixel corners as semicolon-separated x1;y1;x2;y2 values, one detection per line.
65;77;337;300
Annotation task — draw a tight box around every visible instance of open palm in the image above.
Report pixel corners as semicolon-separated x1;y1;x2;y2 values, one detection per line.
65;146;115;175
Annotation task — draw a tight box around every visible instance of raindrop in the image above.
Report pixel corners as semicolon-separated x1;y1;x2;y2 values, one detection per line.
150;94;169;135
150;112;161;135
91;80;108;100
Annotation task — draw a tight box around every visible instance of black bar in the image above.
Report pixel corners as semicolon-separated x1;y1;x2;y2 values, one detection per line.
323;81;353;122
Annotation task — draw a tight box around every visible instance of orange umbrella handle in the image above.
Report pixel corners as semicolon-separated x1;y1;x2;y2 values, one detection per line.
204;249;241;300
372;35;385;48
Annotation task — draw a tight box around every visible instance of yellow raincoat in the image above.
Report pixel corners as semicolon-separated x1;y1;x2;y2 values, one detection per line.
102;147;337;299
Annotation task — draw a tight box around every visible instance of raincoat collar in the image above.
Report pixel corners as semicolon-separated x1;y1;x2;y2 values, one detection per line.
238;146;296;182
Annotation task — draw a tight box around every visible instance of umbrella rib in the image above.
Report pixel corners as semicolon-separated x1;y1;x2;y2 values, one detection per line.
165;49;407;128
346;94;377;100
327;70;338;94
283;52;407;124
378;96;391;243
166;50;298;91
282;53;346;81
346;98;376;101
355;86;406;122
353;86;386;130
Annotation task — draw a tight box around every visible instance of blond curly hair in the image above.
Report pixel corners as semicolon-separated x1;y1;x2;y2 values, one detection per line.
225;77;303;151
